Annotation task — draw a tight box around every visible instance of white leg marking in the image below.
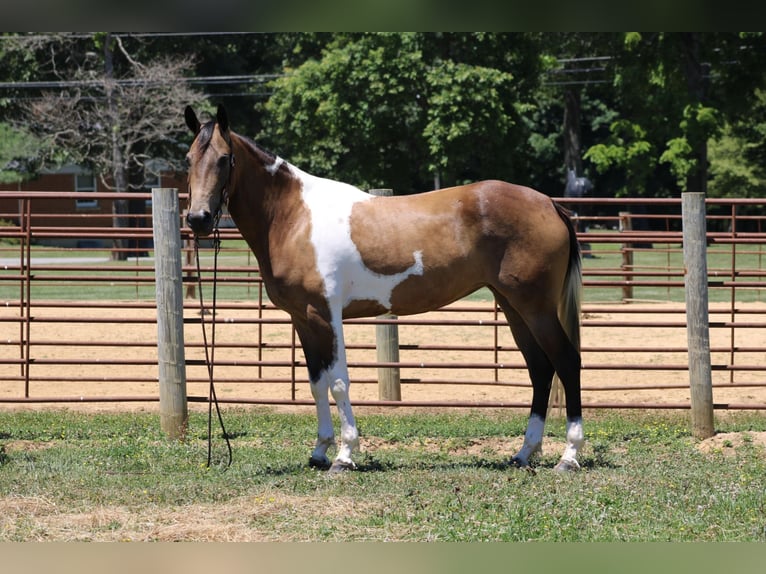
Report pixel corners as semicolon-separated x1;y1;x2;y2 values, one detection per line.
326;321;358;467
309;376;334;466
559;417;584;469
330;374;359;466
513;413;545;465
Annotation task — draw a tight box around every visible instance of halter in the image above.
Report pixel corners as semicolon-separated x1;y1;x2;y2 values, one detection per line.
211;152;235;229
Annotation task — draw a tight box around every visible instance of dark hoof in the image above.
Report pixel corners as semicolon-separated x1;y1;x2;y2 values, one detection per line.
509;457;537;474
308;456;331;470
328;460;357;474
554;459;580;473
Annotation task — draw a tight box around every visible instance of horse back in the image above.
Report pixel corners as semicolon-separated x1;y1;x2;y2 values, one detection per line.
345;180;573;315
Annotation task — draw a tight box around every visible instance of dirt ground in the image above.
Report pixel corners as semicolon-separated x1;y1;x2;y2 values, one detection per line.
1;300;766;412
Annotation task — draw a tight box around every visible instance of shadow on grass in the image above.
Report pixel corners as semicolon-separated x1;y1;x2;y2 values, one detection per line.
324;453;622;474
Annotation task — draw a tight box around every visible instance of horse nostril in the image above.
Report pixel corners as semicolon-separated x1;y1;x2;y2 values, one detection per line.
187;210;213;235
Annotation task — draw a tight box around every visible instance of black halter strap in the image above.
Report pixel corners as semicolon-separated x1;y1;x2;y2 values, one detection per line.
211;152;235;229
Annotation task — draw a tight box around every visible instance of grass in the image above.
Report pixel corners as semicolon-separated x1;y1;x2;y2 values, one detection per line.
581;235;766;303
1;408;765;541
2;237;765;304
0;242;262;301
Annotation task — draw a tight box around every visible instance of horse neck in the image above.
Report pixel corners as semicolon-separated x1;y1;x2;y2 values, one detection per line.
225;134;299;270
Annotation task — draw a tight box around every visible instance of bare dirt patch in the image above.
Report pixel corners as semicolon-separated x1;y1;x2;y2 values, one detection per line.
0;492;383;542
696;431;766;455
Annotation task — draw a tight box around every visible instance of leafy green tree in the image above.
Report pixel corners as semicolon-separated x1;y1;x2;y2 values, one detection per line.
265;33;427;192
707;86;766;199
0;122;39;184
261;32;543;193
423;60;520;187
584;120;657;197
582;32;766;198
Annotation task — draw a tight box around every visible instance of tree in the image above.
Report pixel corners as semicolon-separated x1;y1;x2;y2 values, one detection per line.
708;87;766;199
262;33;427;192
0;123;39;184
582;33;766;198
261;33;542;193
5;33;205;258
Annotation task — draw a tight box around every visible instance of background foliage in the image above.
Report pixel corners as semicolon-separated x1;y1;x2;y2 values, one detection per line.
2;32;766;199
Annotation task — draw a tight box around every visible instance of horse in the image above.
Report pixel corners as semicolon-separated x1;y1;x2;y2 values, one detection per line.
183;105;584;473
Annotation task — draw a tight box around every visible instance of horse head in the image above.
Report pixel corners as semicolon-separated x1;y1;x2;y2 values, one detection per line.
184;104;235;237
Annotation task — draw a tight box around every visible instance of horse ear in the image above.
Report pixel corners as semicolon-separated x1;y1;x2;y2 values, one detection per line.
184;106;200;134
216;104;229;133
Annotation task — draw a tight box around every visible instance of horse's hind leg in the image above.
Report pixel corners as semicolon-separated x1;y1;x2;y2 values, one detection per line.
495;294;584;470
523;311;584;471
494;297;555;467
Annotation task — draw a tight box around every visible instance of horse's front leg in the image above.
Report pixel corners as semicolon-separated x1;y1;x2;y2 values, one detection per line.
328;362;359;472
308;375;335;470
323;313;359;472
307;362;359;472
295;307;359;472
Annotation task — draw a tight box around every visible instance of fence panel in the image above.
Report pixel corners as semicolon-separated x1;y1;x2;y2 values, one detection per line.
1;192;765;410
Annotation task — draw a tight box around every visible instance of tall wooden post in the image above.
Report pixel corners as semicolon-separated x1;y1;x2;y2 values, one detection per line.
152;187;188;439
370;188;401;401
619;211;634;302
682;192;714;439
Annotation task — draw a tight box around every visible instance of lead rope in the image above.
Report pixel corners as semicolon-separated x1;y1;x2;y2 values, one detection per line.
194;227;233;469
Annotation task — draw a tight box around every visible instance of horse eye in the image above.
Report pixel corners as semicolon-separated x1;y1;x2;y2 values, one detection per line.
185;154;191;167
217;155;230;168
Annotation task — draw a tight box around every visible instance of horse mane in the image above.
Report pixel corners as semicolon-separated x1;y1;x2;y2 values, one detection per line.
235;133;289;175
198;119;283;174
196;120;216;152
237;133;278;163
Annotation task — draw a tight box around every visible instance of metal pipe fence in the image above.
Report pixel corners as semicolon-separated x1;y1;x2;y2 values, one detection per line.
1;191;765;410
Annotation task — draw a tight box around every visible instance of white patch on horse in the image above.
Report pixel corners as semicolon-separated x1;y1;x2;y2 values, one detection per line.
560;417;584;466
293;165;425;310
266;156;284;175
515;412;545;464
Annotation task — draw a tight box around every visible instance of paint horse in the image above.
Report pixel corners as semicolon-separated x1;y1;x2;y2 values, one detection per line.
184;105;584;472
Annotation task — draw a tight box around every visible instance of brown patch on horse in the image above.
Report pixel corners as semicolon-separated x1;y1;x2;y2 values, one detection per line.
348;181;570;316
225;136;327;320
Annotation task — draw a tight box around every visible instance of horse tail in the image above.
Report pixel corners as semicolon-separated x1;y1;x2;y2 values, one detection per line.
550;200;582;412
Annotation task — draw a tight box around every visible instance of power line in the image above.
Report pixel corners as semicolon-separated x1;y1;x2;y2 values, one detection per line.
0;74;284;91
0;32;264;42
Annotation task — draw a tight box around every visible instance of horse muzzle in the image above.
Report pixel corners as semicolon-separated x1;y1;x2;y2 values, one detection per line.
186;209;215;237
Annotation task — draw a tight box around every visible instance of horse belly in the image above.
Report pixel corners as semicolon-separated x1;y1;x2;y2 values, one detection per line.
342;270;480;318
388;267;486;316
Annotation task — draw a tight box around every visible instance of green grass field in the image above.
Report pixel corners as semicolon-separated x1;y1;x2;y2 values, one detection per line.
1;408;765;541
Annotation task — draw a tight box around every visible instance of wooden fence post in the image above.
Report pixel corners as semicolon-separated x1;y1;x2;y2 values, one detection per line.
152;187;188;439
370;188;401;401
619;211;634;302
682;192;715;439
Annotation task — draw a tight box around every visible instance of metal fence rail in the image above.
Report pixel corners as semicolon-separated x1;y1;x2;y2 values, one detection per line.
1;192;765;410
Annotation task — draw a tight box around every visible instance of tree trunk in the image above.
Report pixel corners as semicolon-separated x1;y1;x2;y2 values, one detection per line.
563;86;582;175
104;33;129;261
680;33;708;196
